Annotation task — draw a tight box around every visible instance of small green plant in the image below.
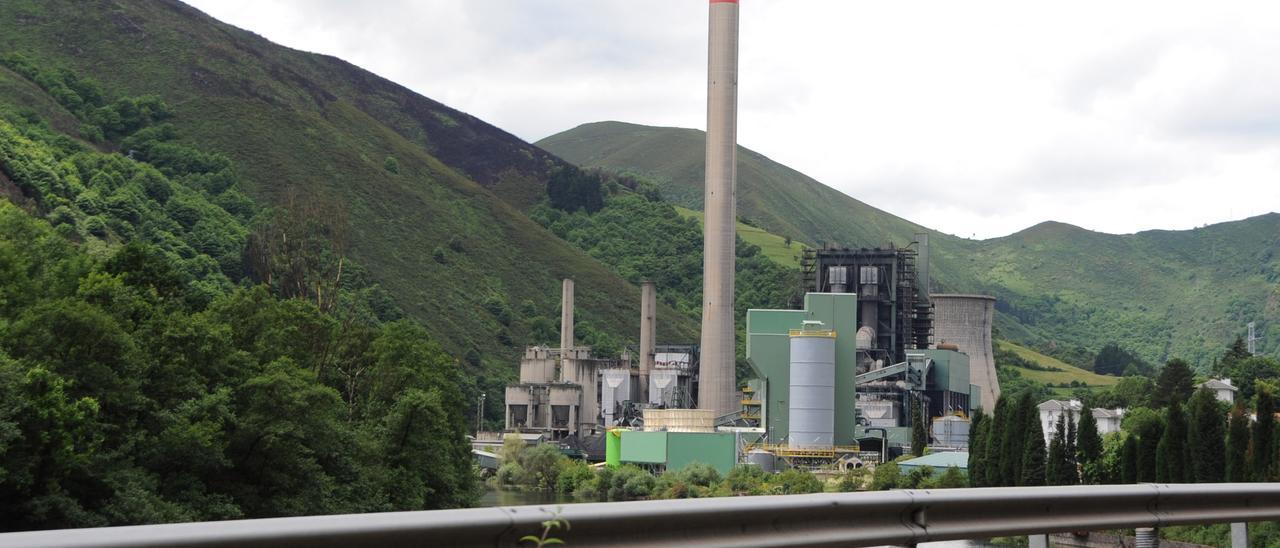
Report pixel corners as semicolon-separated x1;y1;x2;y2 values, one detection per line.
521;509;570;547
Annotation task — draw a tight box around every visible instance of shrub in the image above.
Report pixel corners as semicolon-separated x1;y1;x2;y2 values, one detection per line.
767;469;823;494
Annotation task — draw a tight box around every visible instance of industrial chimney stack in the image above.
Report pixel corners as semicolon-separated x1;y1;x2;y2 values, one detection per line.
560;278;574;352
699;0;740;419
639;281;656;403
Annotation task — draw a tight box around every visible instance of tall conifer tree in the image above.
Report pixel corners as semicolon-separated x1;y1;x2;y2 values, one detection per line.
968;409;987;487
986;397;1009;487
1077;409;1103;484
1020;398;1047;486
1121;434;1139;483
1136;418;1164;483
911;398;927;457
1047;414;1071;485
1251;387;1275;481
1188;389;1225;483
1156;400;1189;482
1226;404;1250;482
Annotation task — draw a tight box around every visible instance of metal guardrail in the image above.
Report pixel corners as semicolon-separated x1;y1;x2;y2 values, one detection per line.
2;483;1278;547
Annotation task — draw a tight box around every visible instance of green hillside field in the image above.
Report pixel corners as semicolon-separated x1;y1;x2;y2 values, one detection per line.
998;340;1120;388
674;205;808;268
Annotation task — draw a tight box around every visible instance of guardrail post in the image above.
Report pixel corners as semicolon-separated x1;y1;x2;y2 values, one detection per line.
1135;527;1158;547
1231;522;1248;548
1028;533;1048;548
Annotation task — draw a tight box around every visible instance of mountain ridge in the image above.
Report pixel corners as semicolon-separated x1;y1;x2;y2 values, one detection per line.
538;121;1280;368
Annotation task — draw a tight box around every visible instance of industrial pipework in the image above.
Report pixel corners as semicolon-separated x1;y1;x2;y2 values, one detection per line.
699;0;740;419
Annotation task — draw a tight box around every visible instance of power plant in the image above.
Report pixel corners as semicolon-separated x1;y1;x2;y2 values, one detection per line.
499;0;999;473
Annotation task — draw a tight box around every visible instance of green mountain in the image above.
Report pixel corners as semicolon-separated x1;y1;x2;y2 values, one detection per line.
0;0;700;383
539;122;1280;368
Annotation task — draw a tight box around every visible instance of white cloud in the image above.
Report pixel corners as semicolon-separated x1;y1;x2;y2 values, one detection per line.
183;0;1280;238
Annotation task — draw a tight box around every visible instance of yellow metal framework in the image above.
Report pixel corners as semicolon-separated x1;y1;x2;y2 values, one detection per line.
788;329;836;338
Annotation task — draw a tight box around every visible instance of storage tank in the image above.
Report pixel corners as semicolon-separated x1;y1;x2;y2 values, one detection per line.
788;325;836;449
746;449;777;473
931;415;971;448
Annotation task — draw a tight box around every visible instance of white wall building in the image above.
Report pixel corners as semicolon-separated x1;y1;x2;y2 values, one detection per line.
1037;400;1126;446
1199;378;1238;405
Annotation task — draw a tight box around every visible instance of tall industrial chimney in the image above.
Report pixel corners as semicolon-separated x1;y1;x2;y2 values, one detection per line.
699;0;739;418
560;278;574;351
639;281;657;402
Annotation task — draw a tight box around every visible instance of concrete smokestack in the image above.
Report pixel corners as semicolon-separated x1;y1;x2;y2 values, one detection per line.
560;278;574;351
640;281;656;402
699;0;740;418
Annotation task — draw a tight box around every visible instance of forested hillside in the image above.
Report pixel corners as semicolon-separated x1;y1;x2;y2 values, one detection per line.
0;86;474;529
0;0;703;415
539;122;1280;369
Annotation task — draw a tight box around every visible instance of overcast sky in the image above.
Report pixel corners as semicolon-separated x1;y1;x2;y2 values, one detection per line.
184;1;1279;239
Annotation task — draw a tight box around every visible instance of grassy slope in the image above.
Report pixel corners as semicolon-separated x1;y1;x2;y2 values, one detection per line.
0;1;699;369
998;340;1119;388
539;122;1280;367
674;205;807;268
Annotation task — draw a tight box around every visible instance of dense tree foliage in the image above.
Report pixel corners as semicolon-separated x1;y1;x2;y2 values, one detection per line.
910;400;926;457
0;207;475;529
1155;400;1189;482
0;69;475;529
1187;389;1225;483
1251;388;1276;481
1226;404;1250;482
1153;359;1196;408
1093;342;1151;376
1;53;171;143
1019;396;1047;486
532;191;795;378
967;409;987;487
1075;407;1103;484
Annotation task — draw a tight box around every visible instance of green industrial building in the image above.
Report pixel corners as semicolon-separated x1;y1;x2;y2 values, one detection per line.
746;293;861;447
617;430;737;474
746;293;979;453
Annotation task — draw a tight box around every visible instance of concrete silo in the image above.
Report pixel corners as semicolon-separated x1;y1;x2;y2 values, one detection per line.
931;294;1000;408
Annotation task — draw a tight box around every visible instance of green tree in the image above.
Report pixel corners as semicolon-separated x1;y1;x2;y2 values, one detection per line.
1020;401;1047;486
1125;408;1164;483
1153;359;1195;408
1076;409;1104;484
1094;343;1148;376
999;394;1029;486
1121;434;1139;483
1047;414;1078;486
983;397;1008;487
967;409;987;487
1225;404;1250;482
1216;335;1252;377
1156;400;1189;482
910;399;927;457
870;461;901;490
1187;389;1225;483
1251;387;1276;481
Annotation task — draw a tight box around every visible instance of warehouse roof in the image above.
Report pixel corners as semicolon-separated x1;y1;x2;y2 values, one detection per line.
898;451;969;470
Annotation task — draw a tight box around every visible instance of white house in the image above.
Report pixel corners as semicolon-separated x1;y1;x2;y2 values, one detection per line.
1199;378;1238;405
1037;400;1126;446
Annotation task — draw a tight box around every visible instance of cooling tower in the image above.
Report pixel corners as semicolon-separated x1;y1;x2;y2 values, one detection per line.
698;0;740;419
932;294;1000;408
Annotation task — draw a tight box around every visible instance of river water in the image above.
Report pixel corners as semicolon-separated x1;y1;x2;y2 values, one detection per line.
478;488;996;547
